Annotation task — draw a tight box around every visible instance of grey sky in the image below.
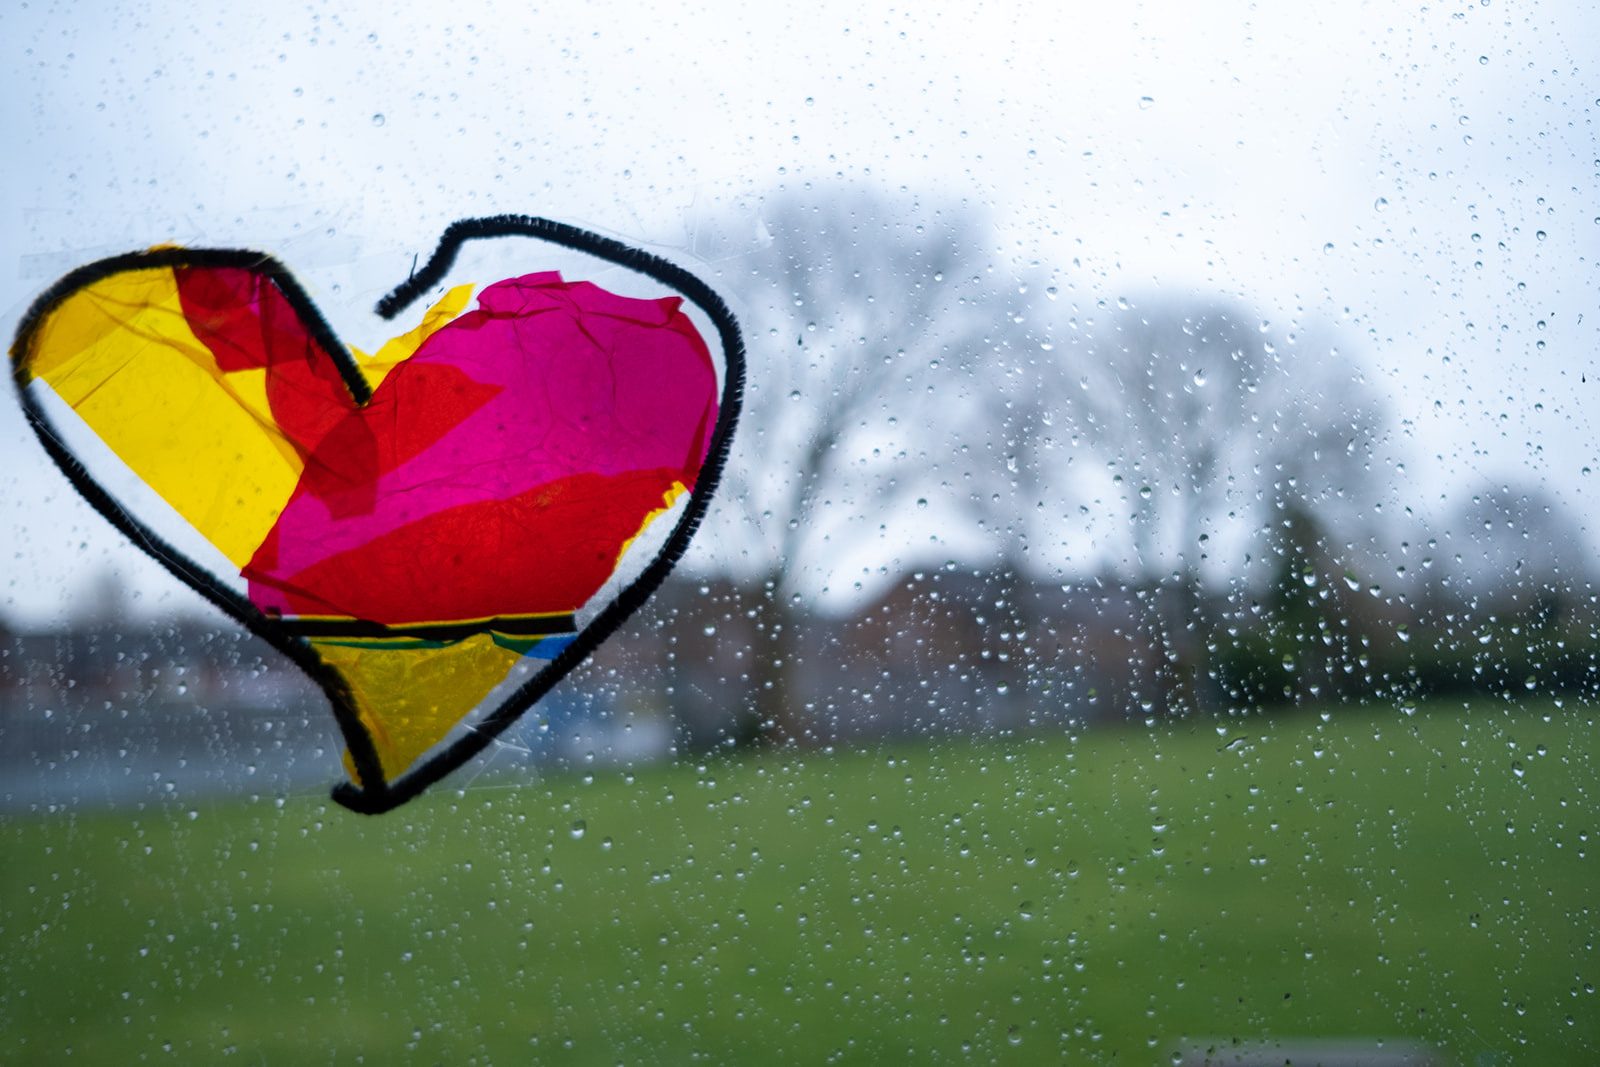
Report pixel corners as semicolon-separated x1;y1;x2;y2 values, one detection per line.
2;0;1595;626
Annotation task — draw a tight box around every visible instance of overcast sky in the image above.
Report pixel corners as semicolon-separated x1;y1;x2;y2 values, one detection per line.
2;0;1595;626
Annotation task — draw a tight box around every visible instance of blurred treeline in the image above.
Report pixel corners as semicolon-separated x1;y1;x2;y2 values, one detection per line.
644;182;1597;748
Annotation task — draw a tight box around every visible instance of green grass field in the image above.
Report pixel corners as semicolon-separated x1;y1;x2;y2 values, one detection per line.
2;700;1595;1065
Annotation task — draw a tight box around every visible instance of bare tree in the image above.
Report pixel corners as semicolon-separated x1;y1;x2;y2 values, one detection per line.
996;297;1387;715
1441;483;1593;621
707;185;1027;743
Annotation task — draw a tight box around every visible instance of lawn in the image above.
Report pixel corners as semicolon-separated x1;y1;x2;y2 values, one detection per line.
2;700;1595;1064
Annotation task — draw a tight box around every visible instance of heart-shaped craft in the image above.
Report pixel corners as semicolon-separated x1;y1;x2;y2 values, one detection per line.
11;217;745;813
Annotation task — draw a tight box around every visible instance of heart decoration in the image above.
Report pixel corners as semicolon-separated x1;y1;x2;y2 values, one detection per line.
11;216;745;813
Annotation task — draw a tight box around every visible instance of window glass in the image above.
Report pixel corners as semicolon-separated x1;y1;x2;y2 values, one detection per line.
2;3;1595;1062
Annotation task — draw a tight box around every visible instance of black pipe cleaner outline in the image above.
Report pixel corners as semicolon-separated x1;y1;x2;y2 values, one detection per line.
10;215;747;814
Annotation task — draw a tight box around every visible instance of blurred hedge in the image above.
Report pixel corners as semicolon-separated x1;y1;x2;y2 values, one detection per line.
1213;615;1600;709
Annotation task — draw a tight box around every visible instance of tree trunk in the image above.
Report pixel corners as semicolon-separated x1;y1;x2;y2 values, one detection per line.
1149;573;1210;718
1175;570;1212;714
749;584;807;746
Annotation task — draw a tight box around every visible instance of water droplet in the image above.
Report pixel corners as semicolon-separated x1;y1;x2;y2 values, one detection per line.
1138;96;1154;110
1373;197;1389;212
371;113;386;127
570;820;587;839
